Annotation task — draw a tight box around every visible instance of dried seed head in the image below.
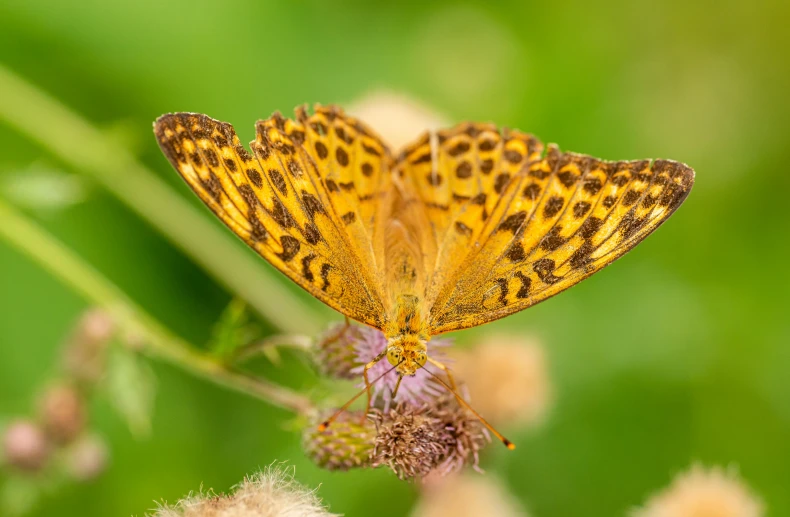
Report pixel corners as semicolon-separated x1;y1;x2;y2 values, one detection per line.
429;396;490;476
413;472;528;517
371;408;446;480
370;396;489;480
452;334;551;428
2;419;51;472
631;463;763;517
348;90;449;150
303;411;376;471
149;464;338;517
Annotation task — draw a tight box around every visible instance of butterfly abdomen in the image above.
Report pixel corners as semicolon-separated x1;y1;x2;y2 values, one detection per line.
384;294;429;341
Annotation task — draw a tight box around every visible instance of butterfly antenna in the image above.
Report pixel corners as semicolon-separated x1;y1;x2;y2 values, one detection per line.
317;364;397;432
420;365;516;450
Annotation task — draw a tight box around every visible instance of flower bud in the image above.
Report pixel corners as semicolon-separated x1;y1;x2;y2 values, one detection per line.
65;434;109;481
303;412;375;471
314;323;363;380
63;308;114;384
2;419;50;472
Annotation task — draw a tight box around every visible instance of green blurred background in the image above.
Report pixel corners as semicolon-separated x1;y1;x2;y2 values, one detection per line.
1;0;789;515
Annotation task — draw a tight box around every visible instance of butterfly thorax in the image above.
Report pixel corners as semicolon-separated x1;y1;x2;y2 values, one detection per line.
383;294;429;376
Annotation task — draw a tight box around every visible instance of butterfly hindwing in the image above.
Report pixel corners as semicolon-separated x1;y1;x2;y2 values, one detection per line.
393;123;544;311
154;108;391;328
424;140;694;333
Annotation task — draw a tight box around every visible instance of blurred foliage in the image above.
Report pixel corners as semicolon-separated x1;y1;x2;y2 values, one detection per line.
0;0;789;516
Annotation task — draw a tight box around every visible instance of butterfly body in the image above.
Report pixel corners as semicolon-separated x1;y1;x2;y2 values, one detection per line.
384;294;430;376
155;105;694;391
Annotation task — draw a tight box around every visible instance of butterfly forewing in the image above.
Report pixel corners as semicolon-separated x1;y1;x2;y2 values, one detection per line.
154;109;390;328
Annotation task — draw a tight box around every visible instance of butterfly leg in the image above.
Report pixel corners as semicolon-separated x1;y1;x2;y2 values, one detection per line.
391;374;404;399
362;350;387;422
427;357;457;391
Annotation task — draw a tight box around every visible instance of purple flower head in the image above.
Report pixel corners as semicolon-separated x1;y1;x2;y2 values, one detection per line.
347;325;452;409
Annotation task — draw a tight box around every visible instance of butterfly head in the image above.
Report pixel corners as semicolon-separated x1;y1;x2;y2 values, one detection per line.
386;334;428;376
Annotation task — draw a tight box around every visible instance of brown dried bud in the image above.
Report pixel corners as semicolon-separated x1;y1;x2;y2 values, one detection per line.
2;419;51;472
65;434;109;481
303;412;375;471
63;308;115;384
370;408;446;480
39;383;86;444
370;395;489;480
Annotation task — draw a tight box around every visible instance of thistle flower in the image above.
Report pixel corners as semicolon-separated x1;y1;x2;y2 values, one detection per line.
316;322;450;408
350;326;450;408
149;464;337;517
452;334;551;428
302;411;376;471
412;472;529;517
632;464;763;517
1;419;51;472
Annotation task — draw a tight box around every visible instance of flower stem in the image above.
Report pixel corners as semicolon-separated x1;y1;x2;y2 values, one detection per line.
0;197;314;415
0;62;328;336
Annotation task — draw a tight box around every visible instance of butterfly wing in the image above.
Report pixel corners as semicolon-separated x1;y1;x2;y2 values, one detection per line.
154;106;393;328
395;123;694;334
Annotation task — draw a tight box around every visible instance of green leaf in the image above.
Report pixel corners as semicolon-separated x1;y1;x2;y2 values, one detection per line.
103;341;156;438
0;163;89;211
207;299;262;361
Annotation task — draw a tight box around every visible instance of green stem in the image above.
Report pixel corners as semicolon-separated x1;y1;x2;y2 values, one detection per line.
0;62;327;336
0;197;314;415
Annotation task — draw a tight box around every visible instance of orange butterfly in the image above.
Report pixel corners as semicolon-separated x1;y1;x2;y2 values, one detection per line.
155;105;694;447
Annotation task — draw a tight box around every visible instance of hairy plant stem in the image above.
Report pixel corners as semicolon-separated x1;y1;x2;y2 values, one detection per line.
0;62;327;336
0;197;314;415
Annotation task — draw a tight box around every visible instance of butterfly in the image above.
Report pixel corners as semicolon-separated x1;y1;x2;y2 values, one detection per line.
154;105;694;446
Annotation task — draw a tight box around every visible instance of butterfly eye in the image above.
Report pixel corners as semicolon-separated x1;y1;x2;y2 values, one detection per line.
386;346;403;366
416;353;427;366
